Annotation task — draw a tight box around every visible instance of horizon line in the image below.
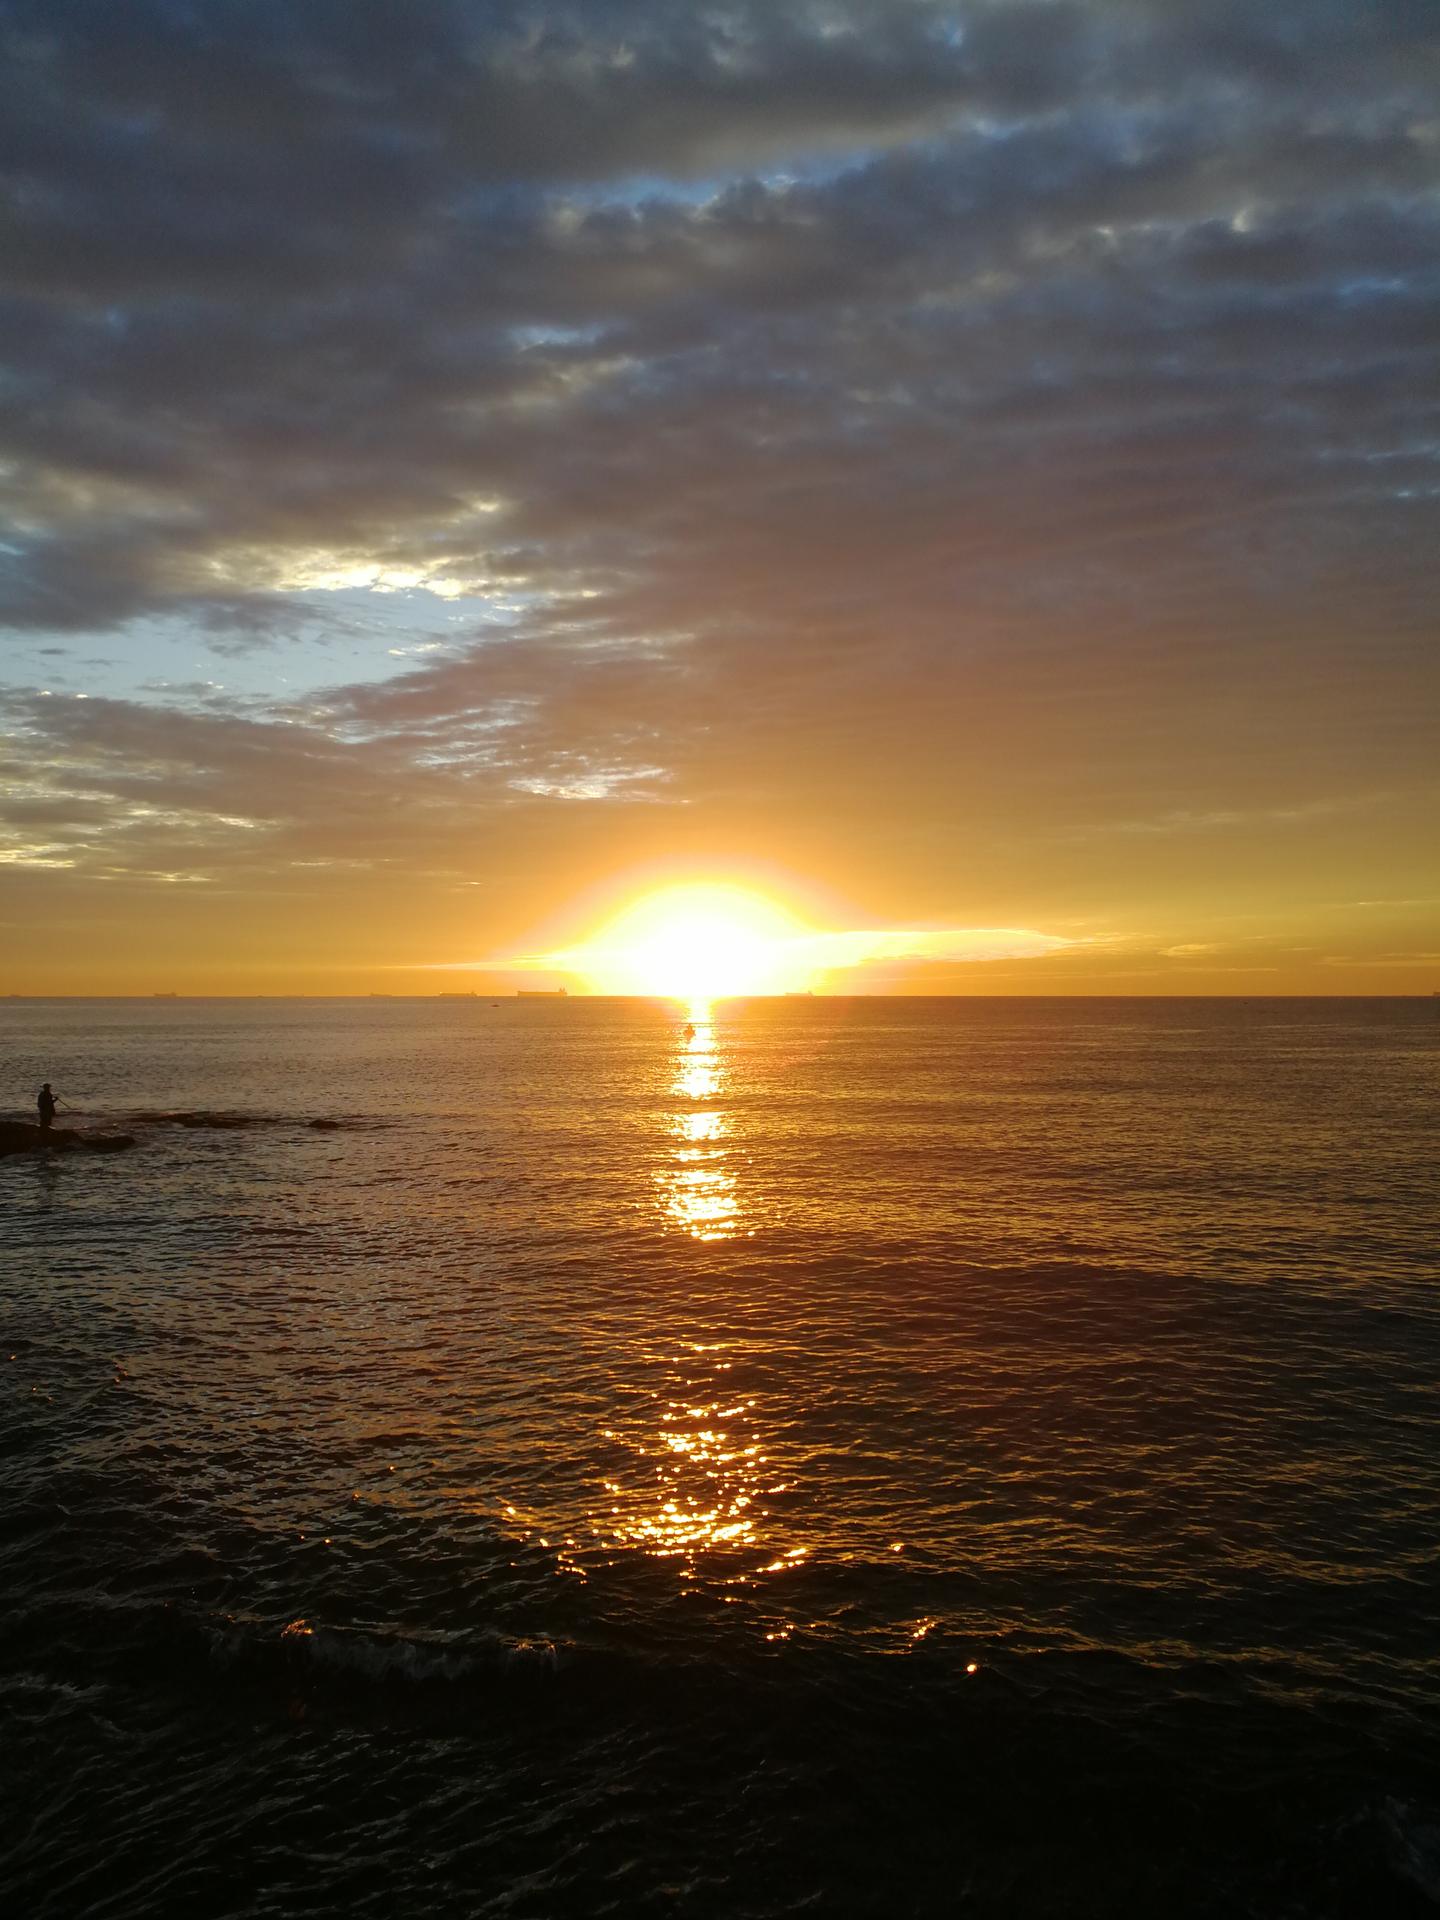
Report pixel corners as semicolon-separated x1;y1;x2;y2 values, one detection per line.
0;992;1433;1003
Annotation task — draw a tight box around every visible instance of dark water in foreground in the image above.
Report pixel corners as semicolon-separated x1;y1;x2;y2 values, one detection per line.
2;996;1438;1918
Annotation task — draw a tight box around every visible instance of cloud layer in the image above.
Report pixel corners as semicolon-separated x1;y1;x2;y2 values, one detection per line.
1;1;1437;987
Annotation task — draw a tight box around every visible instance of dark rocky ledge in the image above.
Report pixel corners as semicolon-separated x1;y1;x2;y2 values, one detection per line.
124;1111;356;1131
1;1112;362;1155
0;1121;136;1157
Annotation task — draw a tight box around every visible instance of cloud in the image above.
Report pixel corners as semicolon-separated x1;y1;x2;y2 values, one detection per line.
0;1;1437;985
2;2;1437;637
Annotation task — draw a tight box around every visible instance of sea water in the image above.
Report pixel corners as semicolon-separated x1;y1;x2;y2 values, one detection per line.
2;997;1438;1916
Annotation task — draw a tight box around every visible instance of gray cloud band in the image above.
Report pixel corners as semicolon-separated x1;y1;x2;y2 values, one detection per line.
0;0;1437;898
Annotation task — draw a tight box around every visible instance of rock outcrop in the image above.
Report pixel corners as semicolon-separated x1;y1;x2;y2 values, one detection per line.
1;1112;356;1155
0;1122;136;1157
125;1110;356;1131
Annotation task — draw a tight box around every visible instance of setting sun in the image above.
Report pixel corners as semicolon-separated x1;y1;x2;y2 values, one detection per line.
498;883;1075;997
552;884;812;1000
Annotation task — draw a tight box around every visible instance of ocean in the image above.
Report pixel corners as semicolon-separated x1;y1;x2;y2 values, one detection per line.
2;996;1437;1917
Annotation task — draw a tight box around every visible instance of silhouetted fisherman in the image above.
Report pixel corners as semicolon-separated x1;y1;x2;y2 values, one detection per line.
37;1083;57;1130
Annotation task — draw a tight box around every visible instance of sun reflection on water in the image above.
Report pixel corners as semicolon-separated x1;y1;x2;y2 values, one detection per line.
657;1004;741;1241
603;1396;763;1562
576;1339;783;1578
549;1017;805;1590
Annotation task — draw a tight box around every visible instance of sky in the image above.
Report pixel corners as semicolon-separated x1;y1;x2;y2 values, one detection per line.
1;0;1437;994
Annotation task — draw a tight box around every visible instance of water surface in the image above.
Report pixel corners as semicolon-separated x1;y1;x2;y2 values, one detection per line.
3;998;1438;1915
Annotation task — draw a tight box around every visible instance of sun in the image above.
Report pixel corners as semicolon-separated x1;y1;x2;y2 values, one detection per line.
558;883;810;1000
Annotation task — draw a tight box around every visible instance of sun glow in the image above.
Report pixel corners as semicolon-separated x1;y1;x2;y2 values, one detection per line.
556;884;813;1000
497;879;1073;997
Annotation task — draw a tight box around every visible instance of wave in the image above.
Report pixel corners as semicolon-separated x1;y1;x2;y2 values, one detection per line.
1379;1799;1440;1906
4;1594;598;1716
256;1616;566;1687
7;1591;1439;1918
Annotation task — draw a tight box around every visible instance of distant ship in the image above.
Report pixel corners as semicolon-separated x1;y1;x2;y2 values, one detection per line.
437;991;479;1000
518;987;568;998
153;991;179;999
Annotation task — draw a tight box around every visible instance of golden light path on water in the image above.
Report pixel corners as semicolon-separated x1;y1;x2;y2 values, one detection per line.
659;1004;740;1243
547;1002;811;1590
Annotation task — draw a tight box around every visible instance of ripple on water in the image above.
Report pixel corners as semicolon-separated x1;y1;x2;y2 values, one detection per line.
2;998;1438;1915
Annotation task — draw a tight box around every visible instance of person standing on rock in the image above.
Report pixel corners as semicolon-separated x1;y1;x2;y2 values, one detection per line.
37;1083;57;1130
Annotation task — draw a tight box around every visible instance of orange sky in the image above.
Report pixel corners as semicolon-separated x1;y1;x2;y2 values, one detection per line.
1;4;1437;995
